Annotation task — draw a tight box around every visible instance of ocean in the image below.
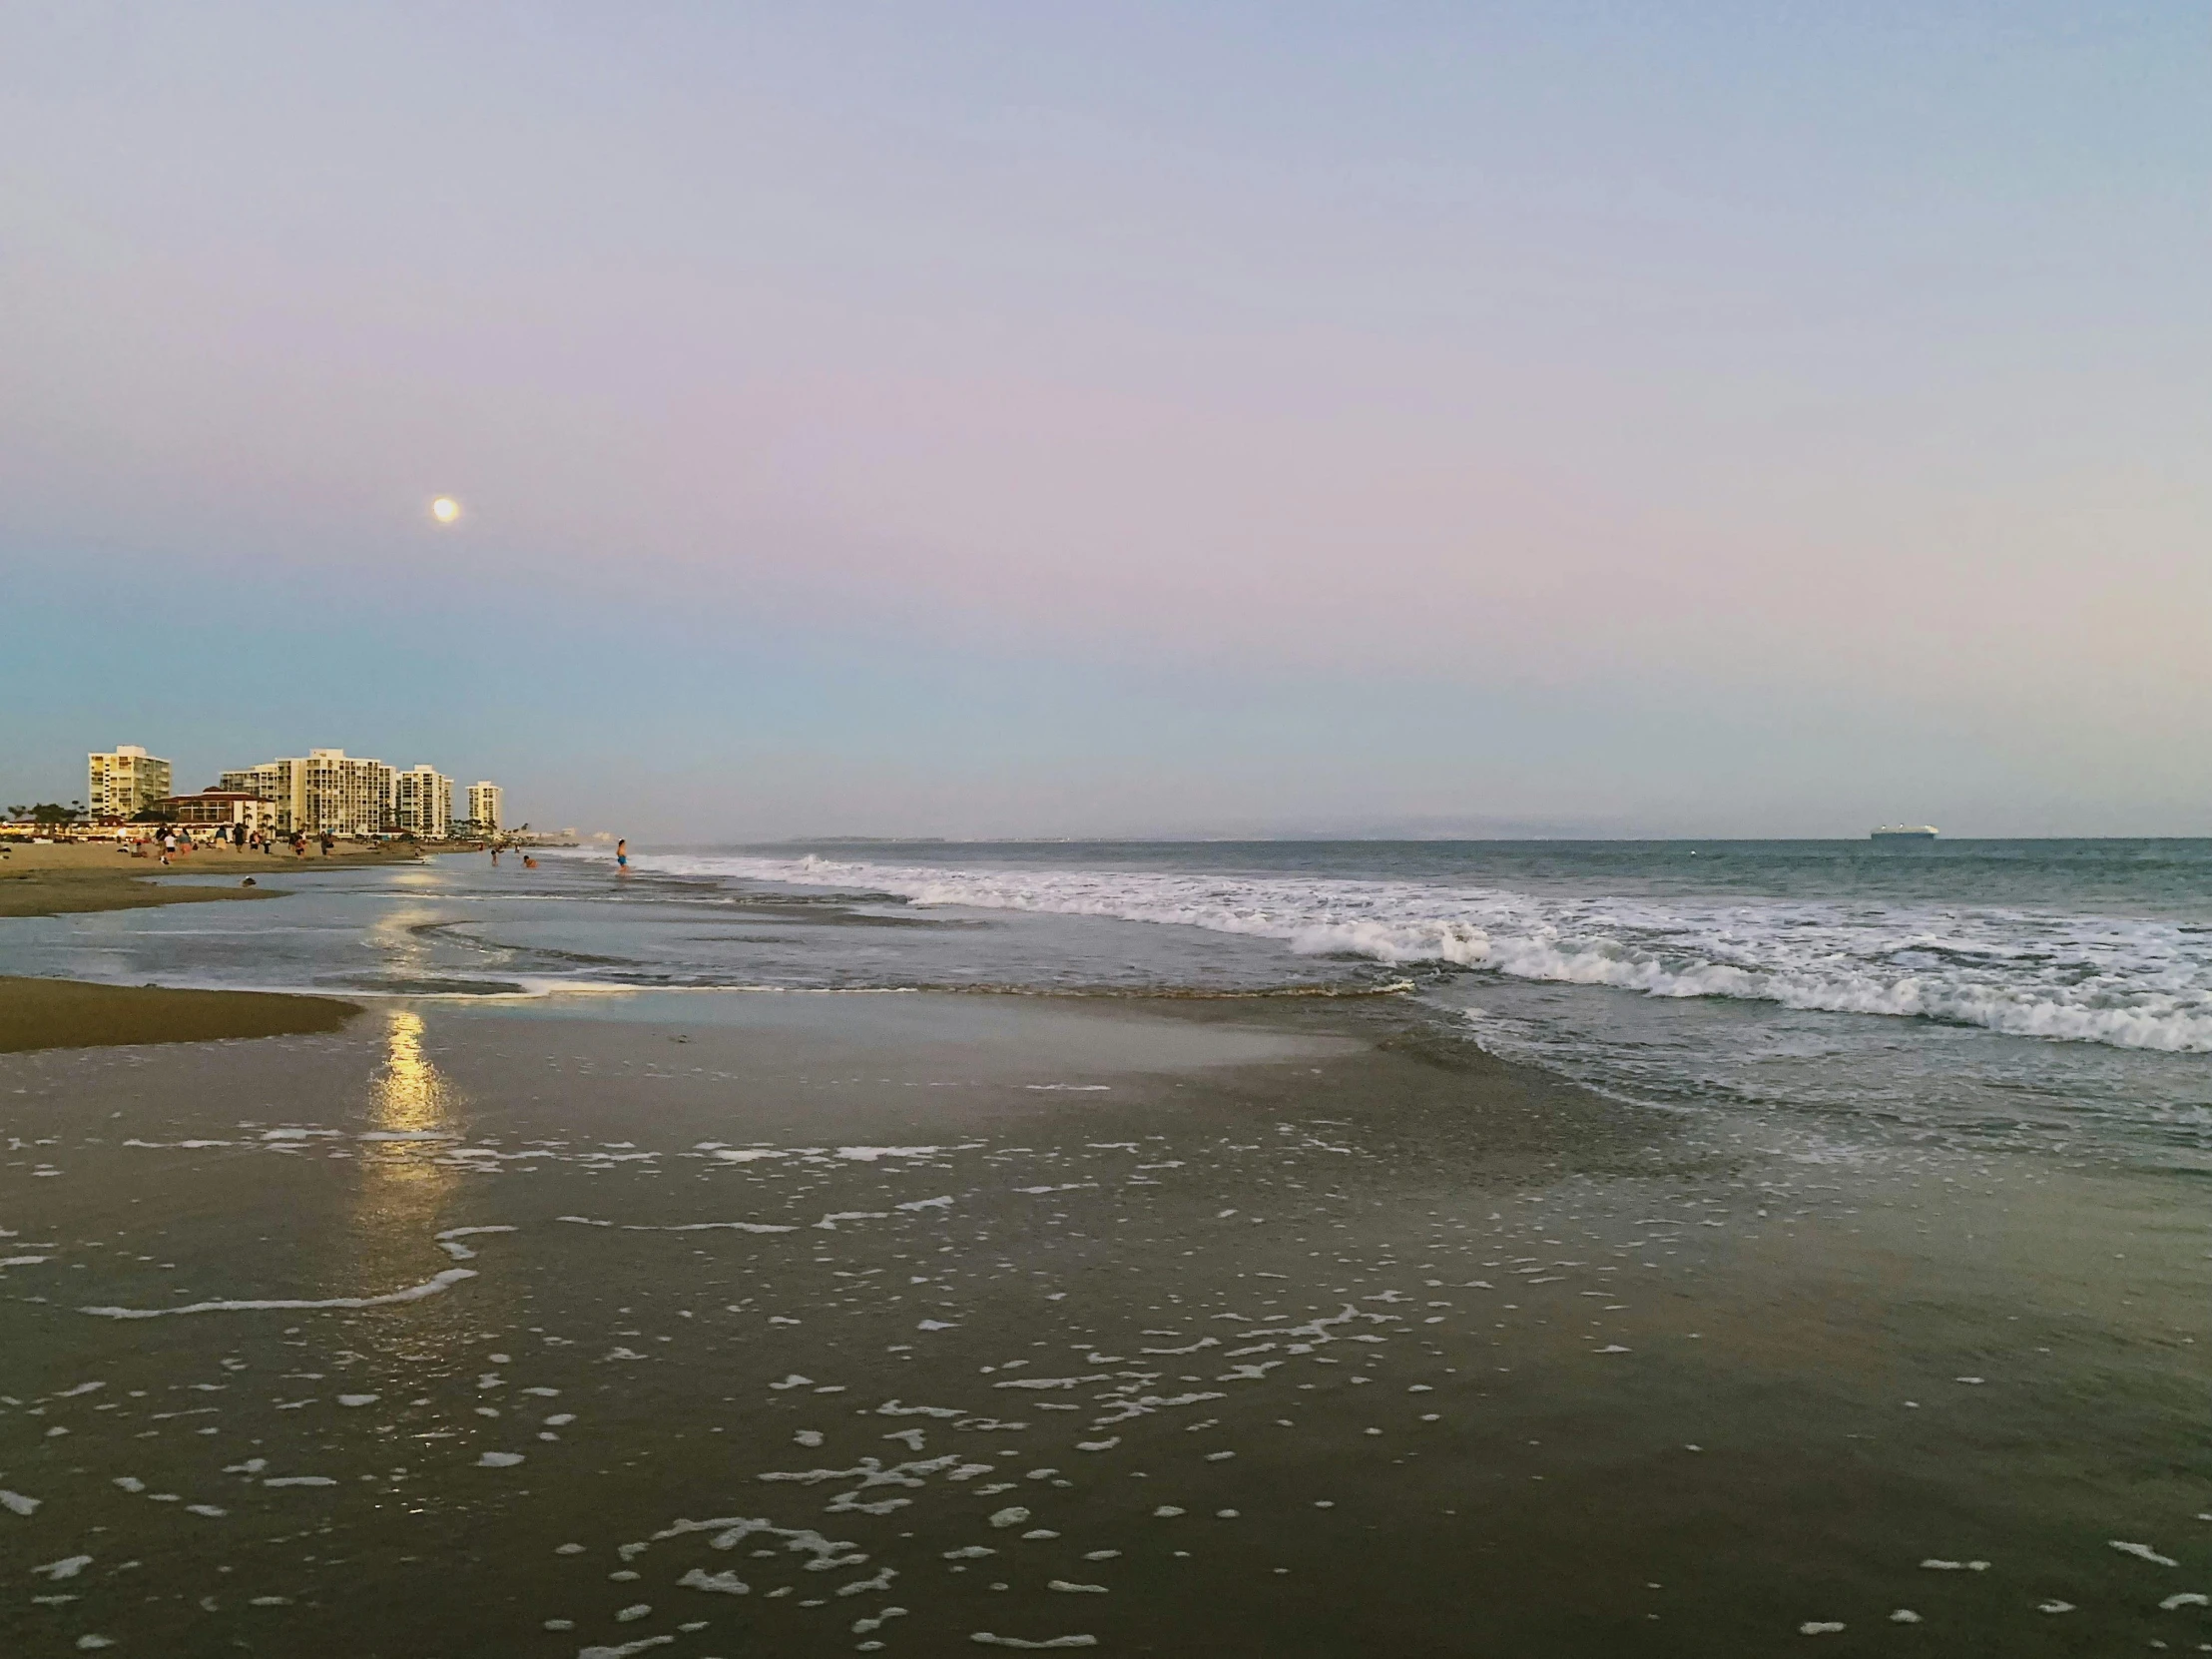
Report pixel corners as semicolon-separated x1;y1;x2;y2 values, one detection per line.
14;837;2209;1170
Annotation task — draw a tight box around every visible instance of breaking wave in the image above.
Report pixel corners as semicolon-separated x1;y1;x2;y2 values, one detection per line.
638;853;2212;1054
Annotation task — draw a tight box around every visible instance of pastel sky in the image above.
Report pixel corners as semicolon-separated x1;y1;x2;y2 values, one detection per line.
3;4;2206;837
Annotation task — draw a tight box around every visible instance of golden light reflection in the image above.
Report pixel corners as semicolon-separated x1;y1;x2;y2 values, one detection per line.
373;1007;450;1134
349;1006;463;1294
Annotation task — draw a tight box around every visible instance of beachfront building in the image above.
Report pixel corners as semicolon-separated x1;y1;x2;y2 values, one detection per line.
299;750;394;837
467;782;503;834
218;760;302;829
88;746;173;821
153;791;279;831
392;766;455;838
219;749;395;836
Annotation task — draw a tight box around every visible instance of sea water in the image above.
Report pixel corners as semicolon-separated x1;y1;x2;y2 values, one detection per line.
6;838;2207;1166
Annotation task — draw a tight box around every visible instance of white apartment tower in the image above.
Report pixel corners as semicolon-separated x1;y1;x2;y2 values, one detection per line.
219;761;300;830
392;766;455;838
300;750;393;837
88;746;173;821
467;782;503;833
219;750;393;836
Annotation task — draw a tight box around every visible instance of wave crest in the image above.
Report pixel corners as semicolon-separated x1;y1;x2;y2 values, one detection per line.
636;852;2212;1054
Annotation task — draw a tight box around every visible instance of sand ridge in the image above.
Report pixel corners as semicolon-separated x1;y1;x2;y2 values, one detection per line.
0;976;361;1053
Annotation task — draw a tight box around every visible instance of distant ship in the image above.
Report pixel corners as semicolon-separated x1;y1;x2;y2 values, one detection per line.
1870;825;1939;842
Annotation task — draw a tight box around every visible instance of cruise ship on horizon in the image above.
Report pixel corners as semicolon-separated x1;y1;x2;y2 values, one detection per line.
1870;825;1939;842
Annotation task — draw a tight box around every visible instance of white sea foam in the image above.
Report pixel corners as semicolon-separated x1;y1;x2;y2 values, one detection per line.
555;1217;794;1235
679;1567;750;1594
643;852;2212;1053
970;1633;1097;1648
2111;1539;2179;1567
578;1639;674;1659
79;1268;477;1319
435;1226;517;1261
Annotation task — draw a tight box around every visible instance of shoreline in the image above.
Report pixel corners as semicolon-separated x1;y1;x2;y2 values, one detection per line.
0;841;408;1050
0;838;428;919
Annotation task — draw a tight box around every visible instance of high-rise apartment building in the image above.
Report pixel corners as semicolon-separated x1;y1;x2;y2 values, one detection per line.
219;750;394;836
467;782;503;833
392;766;455;838
88;746;173;821
219;761;297;824
299;750;393;836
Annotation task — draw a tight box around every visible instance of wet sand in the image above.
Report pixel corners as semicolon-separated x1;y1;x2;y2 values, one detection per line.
0;992;2203;1657
0;977;360;1054
0;840;424;919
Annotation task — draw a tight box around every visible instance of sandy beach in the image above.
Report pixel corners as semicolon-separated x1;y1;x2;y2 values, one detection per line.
0;979;2202;1657
0;840;404;1053
0;977;359;1054
0;840;424;920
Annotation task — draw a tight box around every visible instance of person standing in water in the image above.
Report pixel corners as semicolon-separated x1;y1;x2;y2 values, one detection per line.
615;838;629;875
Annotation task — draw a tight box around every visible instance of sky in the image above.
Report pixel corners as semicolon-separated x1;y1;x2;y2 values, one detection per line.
3;3;2206;838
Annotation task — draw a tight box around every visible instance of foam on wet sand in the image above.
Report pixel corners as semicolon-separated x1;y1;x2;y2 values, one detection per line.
0;988;2202;1656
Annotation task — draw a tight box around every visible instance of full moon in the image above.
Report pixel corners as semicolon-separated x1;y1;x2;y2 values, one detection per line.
430;496;462;524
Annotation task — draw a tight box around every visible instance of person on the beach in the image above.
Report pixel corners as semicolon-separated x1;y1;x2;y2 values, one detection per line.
616;838;629;875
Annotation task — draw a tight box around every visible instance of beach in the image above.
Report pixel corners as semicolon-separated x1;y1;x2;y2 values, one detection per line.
11;10;2201;1651
1;848;2205;1656
0;840;393;1052
0;977;358;1054
0;840;423;920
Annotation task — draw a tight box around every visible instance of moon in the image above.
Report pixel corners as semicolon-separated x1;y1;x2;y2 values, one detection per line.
430;496;462;524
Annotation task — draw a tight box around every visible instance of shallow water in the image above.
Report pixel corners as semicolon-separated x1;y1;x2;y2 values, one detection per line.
6;840;2204;1169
